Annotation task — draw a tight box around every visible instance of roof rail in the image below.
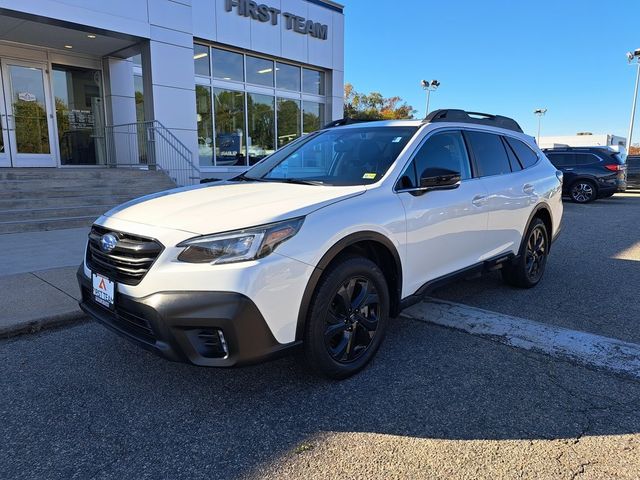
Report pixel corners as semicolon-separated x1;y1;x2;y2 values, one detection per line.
424;109;524;133
323;118;375;129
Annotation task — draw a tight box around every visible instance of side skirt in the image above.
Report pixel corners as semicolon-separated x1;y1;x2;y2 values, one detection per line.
399;253;515;311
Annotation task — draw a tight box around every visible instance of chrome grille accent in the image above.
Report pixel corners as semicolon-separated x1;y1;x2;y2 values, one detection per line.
86;225;163;286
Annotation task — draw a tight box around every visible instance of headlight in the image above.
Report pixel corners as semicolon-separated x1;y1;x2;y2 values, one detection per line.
177;217;304;264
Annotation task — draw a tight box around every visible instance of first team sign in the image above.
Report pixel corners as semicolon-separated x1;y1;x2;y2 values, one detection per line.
225;0;329;41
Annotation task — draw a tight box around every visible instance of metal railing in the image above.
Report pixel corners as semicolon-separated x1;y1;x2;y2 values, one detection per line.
103;121;200;186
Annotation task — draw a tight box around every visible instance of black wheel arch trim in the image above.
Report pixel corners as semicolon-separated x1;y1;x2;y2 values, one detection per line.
516;203;555;257
295;231;403;341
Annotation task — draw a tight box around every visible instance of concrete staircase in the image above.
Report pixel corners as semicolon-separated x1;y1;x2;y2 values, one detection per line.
0;168;177;234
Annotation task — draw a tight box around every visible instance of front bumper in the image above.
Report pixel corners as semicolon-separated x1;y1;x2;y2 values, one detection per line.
77;267;298;367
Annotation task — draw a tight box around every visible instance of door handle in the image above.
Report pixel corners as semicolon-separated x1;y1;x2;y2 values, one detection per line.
523;183;535;194
472;195;488;207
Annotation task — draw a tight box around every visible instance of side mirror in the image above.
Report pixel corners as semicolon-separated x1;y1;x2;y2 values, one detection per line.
419;168;461;190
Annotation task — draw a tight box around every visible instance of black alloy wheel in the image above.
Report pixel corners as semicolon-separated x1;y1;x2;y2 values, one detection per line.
304;256;390;379
524;224;547;284
502;217;549;289
324;276;380;363
570;181;596;203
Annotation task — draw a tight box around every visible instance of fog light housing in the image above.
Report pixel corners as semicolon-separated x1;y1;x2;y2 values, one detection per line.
186;328;229;359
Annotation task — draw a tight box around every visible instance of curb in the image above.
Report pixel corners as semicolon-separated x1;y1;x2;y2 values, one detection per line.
0;308;87;340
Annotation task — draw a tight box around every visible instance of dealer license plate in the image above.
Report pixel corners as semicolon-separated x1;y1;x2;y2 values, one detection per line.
92;273;115;309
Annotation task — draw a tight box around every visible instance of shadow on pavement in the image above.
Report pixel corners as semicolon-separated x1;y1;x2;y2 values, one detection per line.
2;318;639;479
433;194;640;344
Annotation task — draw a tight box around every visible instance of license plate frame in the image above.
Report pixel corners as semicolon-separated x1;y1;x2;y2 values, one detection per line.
92;273;115;309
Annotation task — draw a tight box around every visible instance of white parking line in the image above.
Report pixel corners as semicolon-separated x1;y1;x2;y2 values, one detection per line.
402;298;640;379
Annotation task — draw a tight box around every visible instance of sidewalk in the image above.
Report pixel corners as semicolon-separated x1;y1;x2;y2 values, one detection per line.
0;228;88;337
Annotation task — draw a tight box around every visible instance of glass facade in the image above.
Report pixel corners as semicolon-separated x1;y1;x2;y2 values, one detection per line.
52;64;105;165
194;43;327;168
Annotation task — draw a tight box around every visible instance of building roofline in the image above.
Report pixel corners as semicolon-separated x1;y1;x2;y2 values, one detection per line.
306;0;344;14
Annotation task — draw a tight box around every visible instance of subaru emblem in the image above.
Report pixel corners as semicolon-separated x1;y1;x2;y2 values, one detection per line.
100;233;118;253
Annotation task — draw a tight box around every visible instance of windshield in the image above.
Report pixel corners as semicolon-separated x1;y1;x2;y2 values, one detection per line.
240;126;419;186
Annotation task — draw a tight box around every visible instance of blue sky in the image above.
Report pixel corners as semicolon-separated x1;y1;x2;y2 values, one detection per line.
340;0;639;141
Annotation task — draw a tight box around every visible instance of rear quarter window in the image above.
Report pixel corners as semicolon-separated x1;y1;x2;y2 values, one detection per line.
504;137;539;169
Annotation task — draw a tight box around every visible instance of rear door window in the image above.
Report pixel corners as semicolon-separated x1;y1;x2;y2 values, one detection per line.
504;137;539;169
574;153;599;165
501;137;522;172
464;131;512;177
547;153;575;167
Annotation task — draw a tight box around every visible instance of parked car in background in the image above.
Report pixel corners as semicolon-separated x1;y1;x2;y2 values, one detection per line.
78;109;563;379
543;147;627;203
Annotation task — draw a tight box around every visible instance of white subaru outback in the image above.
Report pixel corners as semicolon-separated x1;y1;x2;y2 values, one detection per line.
78;109;563;379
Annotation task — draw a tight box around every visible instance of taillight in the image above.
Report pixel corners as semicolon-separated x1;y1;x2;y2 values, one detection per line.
604;164;622;171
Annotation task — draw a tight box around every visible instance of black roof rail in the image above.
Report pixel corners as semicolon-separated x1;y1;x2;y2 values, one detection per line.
323;118;376;129
424;109;524;133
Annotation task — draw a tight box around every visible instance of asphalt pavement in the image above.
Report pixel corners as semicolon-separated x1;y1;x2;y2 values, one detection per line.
2;318;639;480
433;193;640;345
2;193;640;479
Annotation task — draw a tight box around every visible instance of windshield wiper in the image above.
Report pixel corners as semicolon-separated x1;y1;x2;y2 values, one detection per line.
273;178;324;186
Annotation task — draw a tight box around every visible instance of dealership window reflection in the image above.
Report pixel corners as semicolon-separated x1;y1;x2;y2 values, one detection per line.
52;65;105;165
212;48;244;82
303;101;324;134
277;99;301;147
196;85;214;167
246;56;274;87
214;88;246;166
248;93;275;165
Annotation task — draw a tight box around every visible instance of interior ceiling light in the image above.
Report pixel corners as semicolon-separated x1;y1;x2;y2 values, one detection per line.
258;68;273;74
87;34;96;39
193;52;208;60
64;45;73;49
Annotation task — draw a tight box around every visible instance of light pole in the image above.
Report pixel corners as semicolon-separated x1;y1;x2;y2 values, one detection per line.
421;79;440;116
534;108;547;144
626;49;640;155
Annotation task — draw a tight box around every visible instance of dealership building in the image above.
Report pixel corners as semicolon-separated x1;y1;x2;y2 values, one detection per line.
0;0;345;183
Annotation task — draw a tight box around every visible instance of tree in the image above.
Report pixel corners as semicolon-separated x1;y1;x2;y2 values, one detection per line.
344;83;416;120
630;144;640;156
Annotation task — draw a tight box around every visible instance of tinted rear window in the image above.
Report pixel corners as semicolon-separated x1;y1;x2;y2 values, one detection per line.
464;131;512;177
574;153;599;165
547;153;574;167
505;137;538;169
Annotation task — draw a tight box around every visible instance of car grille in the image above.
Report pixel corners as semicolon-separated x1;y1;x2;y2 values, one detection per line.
86;225;163;286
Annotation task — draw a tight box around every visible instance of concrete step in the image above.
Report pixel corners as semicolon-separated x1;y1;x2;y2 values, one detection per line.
0;186;174;200
0;168;163;181
0;204;117;223
0;216;97;234
0;194;138;210
0;178;177;190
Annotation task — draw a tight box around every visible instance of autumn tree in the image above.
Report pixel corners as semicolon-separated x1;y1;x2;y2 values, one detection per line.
344;83;416;120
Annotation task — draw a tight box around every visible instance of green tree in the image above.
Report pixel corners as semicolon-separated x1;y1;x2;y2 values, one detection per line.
344;83;416;120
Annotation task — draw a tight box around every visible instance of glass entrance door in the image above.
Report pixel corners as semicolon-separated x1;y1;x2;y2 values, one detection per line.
0;59;57;167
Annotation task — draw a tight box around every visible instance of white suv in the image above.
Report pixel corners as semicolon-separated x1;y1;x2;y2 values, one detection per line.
78;109;563;379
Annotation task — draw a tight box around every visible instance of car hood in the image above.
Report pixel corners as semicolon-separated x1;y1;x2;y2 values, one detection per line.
102;181;366;235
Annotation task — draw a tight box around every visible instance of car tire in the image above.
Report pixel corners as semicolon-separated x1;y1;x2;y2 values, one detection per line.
303;256;390;379
502;218;549;289
570;180;597;203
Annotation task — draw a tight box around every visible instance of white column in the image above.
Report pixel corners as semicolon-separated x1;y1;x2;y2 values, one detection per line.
140;0;199;179
103;57;138;165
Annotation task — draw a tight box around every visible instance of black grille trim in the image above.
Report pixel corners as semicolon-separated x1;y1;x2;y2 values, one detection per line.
86;225;164;286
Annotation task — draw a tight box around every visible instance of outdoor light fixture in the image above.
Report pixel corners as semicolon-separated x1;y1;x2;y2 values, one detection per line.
87;34;96;39
626;48;640;154
534;108;547;144
421;79;441;116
